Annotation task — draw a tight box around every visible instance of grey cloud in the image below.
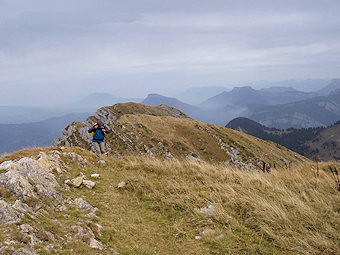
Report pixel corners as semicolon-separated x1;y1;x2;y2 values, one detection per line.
0;0;339;106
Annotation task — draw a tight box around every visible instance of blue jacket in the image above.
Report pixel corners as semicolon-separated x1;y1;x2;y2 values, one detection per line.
88;123;110;143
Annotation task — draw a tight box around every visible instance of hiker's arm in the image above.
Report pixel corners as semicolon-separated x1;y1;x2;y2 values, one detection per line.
88;126;95;133
104;126;111;134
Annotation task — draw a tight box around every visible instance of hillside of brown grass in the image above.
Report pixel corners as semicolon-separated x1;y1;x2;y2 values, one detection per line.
0;147;339;254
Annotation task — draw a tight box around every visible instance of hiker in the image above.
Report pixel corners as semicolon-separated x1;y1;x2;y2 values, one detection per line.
88;119;111;158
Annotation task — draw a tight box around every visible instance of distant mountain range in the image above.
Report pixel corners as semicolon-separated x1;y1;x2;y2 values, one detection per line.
176;86;229;105
2;78;340;155
200;86;318;109
247;89;340;128
316;78;340;95
250;79;330;92
141;93;202;120
0;113;89;155
0;106;72;124
226;117;340;161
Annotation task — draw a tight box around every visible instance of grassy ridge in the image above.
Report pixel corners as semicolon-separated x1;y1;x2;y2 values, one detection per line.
1;147;338;254
55;103;309;170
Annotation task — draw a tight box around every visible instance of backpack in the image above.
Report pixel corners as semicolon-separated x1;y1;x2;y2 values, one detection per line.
91;122;98;138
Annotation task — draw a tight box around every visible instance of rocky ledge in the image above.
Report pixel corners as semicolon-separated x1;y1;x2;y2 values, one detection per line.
0;150;110;254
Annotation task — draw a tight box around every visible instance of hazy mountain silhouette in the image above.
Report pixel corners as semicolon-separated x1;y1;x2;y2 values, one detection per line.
317;79;340;95
247;89;340;129
0;113;89;155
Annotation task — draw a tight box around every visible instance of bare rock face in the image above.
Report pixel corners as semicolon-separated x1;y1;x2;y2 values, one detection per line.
0;199;23;224
67;198;97;212
62;152;88;168
71;224;103;250
0;150;109;253
0;152;63;202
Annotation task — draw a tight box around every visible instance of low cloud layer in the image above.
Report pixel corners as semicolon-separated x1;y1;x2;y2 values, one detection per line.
0;0;339;106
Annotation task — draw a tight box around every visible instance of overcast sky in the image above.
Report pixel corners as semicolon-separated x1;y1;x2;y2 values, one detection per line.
0;0;339;106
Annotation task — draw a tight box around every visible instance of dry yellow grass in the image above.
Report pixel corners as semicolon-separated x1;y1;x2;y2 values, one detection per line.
1;147;338;254
0;147;54;164
60;149;339;254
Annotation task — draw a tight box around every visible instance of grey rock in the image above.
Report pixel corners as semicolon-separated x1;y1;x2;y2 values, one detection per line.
70;176;83;187
44;244;55;253
20;223;35;234
0;246;14;254
186;154;201;162
0;200;23;224
91;174;100;178
58;204;68;211
98;160;106;165
199;204;216;218
89;238;103;250
53;219;62;226
117;181;126;189
83;180;95;189
12;200;36;219
13;248;37;255
74;198;96;212
63;152;88;168
85;212;98;219
201;229;217;237
45;230;56;242
19;224;41;246
0;153;62;202
94;223;104;236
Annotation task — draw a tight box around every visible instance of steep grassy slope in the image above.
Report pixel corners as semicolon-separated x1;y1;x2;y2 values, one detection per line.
0;147;339;254
305;121;340;161
53;103;308;171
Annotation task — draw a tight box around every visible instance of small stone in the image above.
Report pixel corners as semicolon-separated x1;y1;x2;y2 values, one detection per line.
89;238;103;250
201;229;217;237
60;146;65;150
85;212;98;219
45;244;55;252
117;182;126;189
83;180;96;189
13;247;36;255
79;172;87;179
216;234;225;240
91;174;100;178
195;236;202;240
199;204;215;218
95;223;104;236
37;209;49;216
74;198;96;212
70;176;83;187
45;231;55;242
98;160;106;165
53;219;62;226
58;204;68;211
